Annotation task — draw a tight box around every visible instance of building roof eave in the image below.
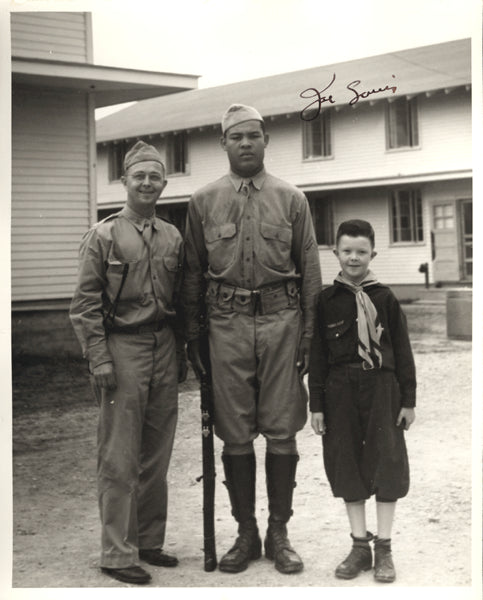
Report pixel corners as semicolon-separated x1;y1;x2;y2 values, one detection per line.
300;170;472;193
11;56;199;107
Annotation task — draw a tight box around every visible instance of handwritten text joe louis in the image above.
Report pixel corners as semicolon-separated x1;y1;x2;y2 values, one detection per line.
300;73;397;121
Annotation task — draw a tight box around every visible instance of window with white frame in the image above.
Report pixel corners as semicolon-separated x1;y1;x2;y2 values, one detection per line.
308;196;334;245
433;204;454;229
166;132;187;175
302;110;331;159
386;97;418;149
390;189;423;243
108;140;131;181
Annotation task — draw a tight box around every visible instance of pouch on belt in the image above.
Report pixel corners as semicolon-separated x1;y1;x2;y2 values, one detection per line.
206;280;299;316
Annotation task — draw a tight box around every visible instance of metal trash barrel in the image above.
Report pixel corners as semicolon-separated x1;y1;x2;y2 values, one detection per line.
446;288;472;340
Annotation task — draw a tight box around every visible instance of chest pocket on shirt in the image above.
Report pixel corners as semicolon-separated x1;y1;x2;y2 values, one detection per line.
149;251;180;301
259;222;292;272
204;223;237;273
162;254;180;292
325;319;355;362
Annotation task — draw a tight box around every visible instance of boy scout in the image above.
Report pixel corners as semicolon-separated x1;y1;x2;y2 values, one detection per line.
70;141;186;585
182;104;322;574
309;219;416;583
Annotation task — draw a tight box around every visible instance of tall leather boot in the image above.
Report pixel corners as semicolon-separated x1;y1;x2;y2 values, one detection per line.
264;453;304;574
218;453;262;573
373;536;396;583
335;531;374;579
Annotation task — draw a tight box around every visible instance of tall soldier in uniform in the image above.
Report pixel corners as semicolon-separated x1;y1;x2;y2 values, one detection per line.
183;104;322;574
70;141;186;585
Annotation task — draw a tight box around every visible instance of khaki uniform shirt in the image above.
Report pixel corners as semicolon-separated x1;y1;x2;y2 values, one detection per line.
70;205;183;369
182;168;322;340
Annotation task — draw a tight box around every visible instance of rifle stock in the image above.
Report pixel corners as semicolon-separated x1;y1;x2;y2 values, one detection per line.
200;370;217;571
197;318;217;572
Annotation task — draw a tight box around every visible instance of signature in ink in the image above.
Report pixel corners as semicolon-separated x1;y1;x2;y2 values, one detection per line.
299;73;397;120
347;74;397;105
299;72;336;121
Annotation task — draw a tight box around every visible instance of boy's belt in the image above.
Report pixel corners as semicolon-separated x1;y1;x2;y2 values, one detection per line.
207;279;299;316
346;362;376;371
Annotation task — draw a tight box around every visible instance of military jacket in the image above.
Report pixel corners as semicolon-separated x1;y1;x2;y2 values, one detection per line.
182;168;322;340
70;205;183;368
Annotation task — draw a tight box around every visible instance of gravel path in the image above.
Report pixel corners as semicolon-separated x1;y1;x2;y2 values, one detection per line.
9;304;476;595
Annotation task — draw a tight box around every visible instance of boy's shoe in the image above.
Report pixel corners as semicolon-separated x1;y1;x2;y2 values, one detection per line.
373;537;396;583
139;548;179;567
101;565;151;584
335;532;373;579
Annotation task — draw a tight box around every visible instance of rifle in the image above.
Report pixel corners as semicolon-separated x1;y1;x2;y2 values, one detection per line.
196;327;217;572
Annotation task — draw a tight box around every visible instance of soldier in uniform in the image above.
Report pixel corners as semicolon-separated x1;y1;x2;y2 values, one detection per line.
70;141;186;585
182;104;322;574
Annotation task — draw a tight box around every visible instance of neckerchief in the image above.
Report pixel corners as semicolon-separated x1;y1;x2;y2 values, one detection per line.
335;270;383;369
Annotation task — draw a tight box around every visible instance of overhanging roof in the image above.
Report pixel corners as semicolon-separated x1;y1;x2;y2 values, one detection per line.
12;57;199;107
96;38;471;142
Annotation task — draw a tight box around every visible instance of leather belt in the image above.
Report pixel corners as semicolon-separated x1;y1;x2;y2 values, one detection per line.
107;320;165;334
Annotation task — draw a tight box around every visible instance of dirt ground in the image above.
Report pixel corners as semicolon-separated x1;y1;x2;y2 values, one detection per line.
9;303;475;591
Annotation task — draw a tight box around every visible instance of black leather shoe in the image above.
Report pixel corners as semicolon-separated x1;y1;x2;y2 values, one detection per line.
101;566;151;584
139;548;179;567
335;532;373;580
373;537;396;583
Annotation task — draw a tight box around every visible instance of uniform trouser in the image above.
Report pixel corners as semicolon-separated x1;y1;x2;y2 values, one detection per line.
207;304;308;445
95;327;178;568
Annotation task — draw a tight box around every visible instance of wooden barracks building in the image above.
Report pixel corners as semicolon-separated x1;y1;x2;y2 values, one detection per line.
11;11;198;311
96;38;472;288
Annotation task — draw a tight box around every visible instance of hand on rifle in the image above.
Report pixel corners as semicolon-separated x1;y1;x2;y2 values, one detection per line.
296;336;311;377
187;339;207;381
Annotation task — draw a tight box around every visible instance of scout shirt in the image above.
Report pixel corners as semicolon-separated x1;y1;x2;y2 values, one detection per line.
308;281;416;412
70;205;183;370
182;168;322;341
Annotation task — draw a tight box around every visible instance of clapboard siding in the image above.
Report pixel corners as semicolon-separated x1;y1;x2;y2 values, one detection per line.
14;158;88;168
12;87;90;301
12;233;85;244
12;267;80;279
13;184;88;195
14;248;79;259
12;29;87;44
12;194;89;204
12;205;87;216
13;281;79;294
11;12;90;63
13;147;88;158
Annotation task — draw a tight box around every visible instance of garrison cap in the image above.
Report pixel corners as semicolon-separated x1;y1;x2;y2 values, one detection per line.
123;140;163;172
221;103;264;134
